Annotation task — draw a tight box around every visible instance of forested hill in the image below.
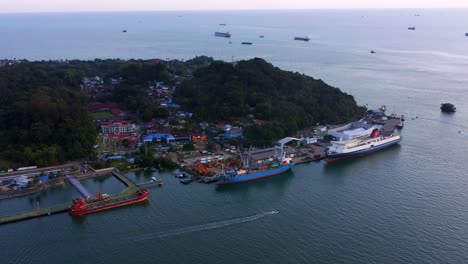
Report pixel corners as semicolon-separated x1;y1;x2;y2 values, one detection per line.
175;58;366;135
0;57;212;168
0;63;98;167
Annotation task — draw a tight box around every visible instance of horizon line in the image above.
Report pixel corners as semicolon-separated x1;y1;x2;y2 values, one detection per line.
1;7;468;14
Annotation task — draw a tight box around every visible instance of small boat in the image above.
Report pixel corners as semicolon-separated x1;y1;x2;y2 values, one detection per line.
151;177;163;186
370;50;376;54
294;36;310;41
396;122;404;129
122;30;127;33
201;176;217;184
173;172;186;178
408;27;416;30
440;103;456;113
219;23;227;26
180;178;192;184
241;42;253;45
465;33;468;37
259;35;264;38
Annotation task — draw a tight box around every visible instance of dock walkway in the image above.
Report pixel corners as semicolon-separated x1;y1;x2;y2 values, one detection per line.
0;203;69;225
0;168;148;225
66;175;93;199
112;169;137;188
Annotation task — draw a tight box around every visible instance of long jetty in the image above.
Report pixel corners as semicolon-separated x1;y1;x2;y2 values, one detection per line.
0;203;69;225
0;168;148;225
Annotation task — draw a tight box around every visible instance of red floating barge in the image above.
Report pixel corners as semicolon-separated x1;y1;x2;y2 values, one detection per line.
69;189;149;216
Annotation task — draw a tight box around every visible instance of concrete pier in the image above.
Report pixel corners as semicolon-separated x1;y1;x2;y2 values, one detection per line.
0;203;69;225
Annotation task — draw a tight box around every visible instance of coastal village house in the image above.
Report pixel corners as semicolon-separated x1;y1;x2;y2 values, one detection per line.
101;121;138;145
192;134;207;143
101;122;136;134
225;127;243;139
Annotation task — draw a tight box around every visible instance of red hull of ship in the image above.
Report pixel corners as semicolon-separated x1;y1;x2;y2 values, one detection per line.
70;190;149;216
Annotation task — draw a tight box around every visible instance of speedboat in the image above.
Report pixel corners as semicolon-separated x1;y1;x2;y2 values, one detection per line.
180;178;192;184
173;172;186;178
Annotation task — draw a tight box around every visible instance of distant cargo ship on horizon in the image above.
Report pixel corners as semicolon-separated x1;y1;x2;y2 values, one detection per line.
294;36;310;41
215;32;231;38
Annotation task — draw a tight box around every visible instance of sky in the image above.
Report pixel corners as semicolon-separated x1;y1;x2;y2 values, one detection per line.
1;0;468;13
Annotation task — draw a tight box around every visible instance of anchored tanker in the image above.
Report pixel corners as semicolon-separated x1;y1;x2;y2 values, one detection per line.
215;32;231;38
69;189;149;216
294;36;310;41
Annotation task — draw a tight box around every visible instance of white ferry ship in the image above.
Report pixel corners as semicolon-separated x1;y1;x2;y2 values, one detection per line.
325;128;401;163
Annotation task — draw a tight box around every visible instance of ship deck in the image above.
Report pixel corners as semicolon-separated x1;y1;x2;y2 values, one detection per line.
380;119;400;136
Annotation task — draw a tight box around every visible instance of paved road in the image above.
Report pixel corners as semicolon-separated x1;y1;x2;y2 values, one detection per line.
0;162;80;179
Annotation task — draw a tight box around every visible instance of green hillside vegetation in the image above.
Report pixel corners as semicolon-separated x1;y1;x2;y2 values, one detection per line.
0;57;213;168
0;63;98;168
175;58;366;145
0;57;366;166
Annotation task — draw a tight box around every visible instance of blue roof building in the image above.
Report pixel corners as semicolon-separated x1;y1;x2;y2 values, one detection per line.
225;128;243;139
144;133;176;143
167;103;181;109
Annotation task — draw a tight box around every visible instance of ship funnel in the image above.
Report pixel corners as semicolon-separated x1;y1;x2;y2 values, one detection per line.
370;129;380;138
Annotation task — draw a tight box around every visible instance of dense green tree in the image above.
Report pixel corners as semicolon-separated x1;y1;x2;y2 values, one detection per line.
0;63;98;166
174;58;366;145
182;143;196;151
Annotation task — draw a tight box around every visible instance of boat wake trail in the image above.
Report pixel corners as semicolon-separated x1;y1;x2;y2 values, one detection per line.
132;211;279;241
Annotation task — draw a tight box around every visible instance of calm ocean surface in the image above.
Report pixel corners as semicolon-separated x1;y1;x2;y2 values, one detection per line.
1;10;468;264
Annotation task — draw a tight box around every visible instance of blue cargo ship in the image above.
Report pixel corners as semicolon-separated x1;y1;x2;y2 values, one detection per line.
216;144;295;185
215;162;295;185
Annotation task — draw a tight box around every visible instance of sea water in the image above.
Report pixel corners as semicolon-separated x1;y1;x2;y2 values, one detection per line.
1;9;468;264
